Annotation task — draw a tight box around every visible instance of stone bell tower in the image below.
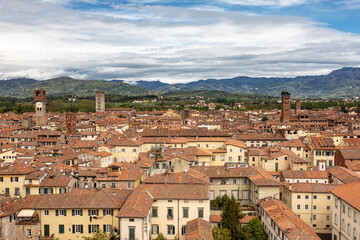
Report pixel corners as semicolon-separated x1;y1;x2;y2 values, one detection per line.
34;89;47;126
65;112;76;135
95;91;105;112
280;92;291;123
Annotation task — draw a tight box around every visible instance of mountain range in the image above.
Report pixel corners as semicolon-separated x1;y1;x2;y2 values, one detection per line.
1;67;360;98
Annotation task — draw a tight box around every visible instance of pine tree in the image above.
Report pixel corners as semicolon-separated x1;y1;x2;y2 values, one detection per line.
220;195;244;239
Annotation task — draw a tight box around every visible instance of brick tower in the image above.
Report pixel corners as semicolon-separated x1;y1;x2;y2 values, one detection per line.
280;92;291;123
34;89;47;126
295;101;301;116
65;112;76;135
95;91;105;112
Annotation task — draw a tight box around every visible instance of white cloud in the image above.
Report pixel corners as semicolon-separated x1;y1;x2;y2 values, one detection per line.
0;0;359;83
215;0;310;7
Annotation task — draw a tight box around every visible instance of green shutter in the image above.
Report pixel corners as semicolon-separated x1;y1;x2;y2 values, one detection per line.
88;210;91;216
56;210;58;216
103;224;106;233
111;209;113;216
88;225;91;233
103;209;106;216
72;225;75;234
80;210;83;216
59;225;64;234
64;210;67;216
96;210;99;216
72;210;75;216
80;225;83;233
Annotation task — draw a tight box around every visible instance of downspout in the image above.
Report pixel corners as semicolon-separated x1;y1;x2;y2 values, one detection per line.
178;200;180;239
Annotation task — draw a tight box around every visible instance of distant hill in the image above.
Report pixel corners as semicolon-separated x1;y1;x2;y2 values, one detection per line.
1;67;360;98
155;67;360;98
0;77;153;97
133;80;169;90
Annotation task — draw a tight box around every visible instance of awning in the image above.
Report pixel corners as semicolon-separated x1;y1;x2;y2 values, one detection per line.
17;209;35;217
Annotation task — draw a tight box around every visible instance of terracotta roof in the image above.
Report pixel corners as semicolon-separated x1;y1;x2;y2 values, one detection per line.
186;218;214;240
258;198;320;240
248;167;282;186
143;169;209;184
328;166;360;184
118;184;209;218
192;166;250;178
19;188;132;209
336;149;360;160
280;169;329;180
285;183;339;193
330;182;360;211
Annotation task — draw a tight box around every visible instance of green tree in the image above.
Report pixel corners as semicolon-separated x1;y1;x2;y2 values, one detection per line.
247;218;267;240
77;99;95;112
221;195;244;240
215;104;225;110
47;100;66;113
156;233;167;240
212;226;231;240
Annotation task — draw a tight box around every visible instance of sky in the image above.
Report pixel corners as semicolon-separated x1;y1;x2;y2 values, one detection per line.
0;0;360;83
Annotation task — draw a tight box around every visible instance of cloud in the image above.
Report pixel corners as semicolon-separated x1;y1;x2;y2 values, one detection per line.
216;0;310;7
0;0;359;83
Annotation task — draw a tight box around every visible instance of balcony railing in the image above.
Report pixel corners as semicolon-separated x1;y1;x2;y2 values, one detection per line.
16;218;38;225
38;233;54;240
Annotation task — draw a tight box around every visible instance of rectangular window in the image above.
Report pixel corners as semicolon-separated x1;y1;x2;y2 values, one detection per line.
152;225;159;234
59;225;64;234
89;225;99;233
74;225;83;233
198;208;204;218
313;205;317;210
354;212;358;222
305;205;308;210
103;209;113;216
89;210;99;216
182;225;187;235
26;229;31;237
210;191;215;200
104;224;112;233
57;210;66;216
26;188;30;195
127;182;132;189
44;210;49;216
313;195;317;199
297;195;301;199
297;205;300;210
313;215;317;220
152;207;158;217
73;209;82;216
327;206;330;210
326;215;330;221
0;177;3;182
167;208;174;219
305;195;309;199
167;225;175;235
183;207;189;218
231;190;238;199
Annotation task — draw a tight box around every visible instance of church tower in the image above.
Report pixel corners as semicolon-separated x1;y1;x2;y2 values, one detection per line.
95;91;105;112
34;89;47;126
280;92;291;123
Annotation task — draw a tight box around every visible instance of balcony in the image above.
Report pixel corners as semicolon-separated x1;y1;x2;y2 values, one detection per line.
16;217;38;225
38;234;55;240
